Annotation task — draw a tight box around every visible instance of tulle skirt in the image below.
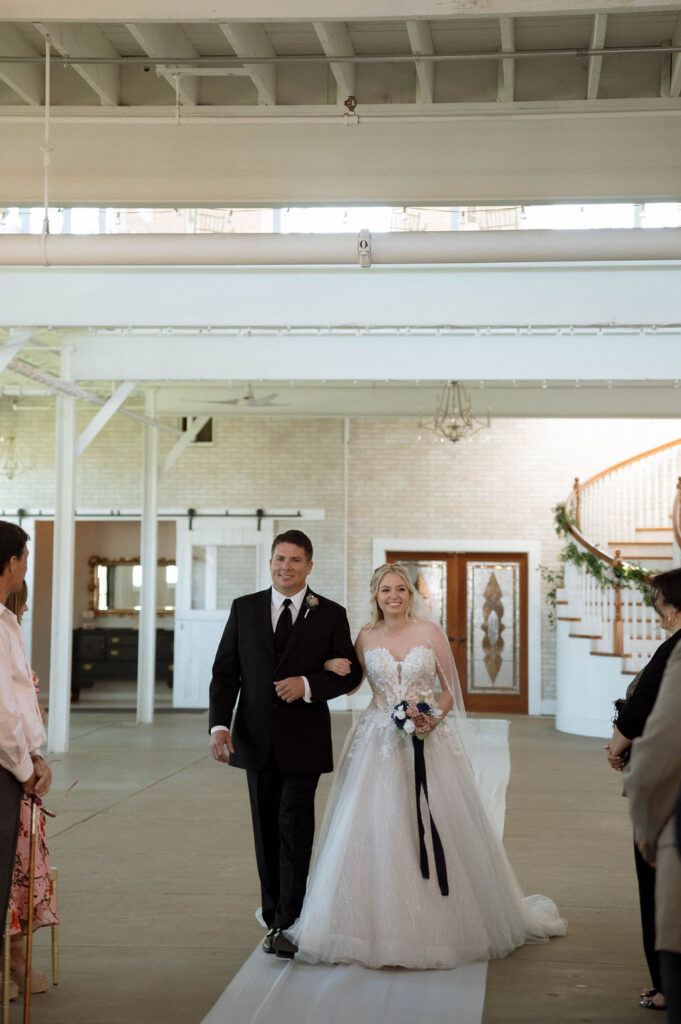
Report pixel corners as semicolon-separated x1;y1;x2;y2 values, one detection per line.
288;712;566;970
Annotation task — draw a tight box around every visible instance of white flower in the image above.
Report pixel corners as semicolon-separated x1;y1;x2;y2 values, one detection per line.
394;708;406;720
434;709;443;718
403;720;416;734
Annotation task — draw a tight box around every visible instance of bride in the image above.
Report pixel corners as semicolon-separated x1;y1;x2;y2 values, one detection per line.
286;563;566;970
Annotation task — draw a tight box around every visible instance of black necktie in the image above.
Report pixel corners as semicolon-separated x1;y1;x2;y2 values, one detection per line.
274;598;293;655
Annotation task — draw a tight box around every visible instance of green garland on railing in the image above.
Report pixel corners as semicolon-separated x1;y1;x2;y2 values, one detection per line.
541;503;653;624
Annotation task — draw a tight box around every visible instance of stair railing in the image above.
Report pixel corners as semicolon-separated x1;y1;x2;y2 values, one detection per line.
573;438;681;545
562;491;636;655
560;443;681;662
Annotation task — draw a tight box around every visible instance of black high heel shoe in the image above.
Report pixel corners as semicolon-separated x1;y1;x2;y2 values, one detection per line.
639;990;666;1011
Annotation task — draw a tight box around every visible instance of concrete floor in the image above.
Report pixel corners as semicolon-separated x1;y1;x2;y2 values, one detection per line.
9;712;646;1024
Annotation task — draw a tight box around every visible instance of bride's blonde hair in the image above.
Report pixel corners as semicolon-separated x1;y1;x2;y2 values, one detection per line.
366;563;419;629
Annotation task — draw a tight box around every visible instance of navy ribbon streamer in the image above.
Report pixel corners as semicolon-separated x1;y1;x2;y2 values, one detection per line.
412;735;449;896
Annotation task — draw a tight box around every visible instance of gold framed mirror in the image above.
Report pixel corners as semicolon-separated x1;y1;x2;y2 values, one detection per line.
88;556;177;616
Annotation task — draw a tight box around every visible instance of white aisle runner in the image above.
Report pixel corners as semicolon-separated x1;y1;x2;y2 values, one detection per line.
202;719;511;1024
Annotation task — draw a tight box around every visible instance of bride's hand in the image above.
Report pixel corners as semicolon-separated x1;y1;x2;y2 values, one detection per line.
325;657;352;676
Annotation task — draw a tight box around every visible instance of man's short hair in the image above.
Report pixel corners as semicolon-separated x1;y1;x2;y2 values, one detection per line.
271;530;313;562
0;521;28;575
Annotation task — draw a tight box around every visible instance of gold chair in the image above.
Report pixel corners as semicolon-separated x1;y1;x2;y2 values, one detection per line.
0;866;59;1024
48;867;59;986
2;908;12;1024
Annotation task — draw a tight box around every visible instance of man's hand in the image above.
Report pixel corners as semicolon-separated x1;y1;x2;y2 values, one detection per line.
28;756;52;797
210;729;234;764
274;676;305;703
21;771;37;796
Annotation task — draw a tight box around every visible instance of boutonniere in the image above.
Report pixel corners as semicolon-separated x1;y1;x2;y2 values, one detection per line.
304;594;319;618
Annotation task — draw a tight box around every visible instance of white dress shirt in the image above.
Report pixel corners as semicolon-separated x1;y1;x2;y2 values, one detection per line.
0;605;46;783
211;586;312;736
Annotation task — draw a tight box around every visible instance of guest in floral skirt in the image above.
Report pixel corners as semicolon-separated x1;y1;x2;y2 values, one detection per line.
4;583;58;995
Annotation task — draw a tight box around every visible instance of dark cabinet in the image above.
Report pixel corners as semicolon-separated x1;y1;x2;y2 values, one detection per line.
71;627;174;700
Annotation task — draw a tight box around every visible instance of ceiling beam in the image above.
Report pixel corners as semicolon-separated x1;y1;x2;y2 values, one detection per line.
406;21;434;105
498;17;515;103
670;14;681;98
0;25;42;106
125;23;199;106
587;14;608;100
35;23;119;107
314;22;356;105
160;414;211;478
0;331;33;373
219;23;277;106
75;380;137;457
7;358;180;434
4;1;681;17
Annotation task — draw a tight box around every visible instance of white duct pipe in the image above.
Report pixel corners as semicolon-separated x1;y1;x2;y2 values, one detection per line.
0;228;680;267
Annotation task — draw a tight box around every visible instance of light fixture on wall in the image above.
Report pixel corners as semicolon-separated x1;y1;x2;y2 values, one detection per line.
417;380;491;444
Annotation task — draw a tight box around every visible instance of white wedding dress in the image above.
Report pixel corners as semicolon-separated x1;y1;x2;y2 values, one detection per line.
288;643;566;970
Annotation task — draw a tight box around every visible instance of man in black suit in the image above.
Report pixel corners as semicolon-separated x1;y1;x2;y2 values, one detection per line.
209;529;362;958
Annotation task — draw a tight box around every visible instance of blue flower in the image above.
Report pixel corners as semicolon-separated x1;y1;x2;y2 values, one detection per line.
391;700;410;729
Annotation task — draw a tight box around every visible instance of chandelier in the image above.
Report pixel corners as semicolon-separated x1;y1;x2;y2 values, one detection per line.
0;434;33;480
418;381;491;444
0;434;19;479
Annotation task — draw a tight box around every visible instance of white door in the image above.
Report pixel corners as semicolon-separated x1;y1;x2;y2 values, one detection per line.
173;517;273;708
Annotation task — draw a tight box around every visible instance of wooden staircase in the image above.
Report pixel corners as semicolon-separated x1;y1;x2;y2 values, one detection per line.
555;442;681;737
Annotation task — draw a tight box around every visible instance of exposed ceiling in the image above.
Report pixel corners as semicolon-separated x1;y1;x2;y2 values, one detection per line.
1;2;681;205
1;3;680;424
1;8;680;112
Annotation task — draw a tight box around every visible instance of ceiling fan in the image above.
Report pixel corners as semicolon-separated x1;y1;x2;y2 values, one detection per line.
196;384;288;408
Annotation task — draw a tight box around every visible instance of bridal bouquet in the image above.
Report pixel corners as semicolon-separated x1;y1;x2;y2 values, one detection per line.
392;699;442;740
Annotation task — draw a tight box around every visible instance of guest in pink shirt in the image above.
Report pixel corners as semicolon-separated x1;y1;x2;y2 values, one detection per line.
0;521;51;1004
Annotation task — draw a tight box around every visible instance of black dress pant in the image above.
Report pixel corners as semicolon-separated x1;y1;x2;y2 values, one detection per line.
0;765;22;939
246;751;319;931
634;840;661;992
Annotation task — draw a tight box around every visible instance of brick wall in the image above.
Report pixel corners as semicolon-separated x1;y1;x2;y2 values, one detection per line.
2;406;680;701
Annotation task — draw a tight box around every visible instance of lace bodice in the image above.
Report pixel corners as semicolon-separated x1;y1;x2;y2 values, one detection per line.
363;645;437;712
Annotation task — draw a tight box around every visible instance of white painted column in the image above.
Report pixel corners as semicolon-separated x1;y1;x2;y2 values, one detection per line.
47;350;76;753
137;390;158;724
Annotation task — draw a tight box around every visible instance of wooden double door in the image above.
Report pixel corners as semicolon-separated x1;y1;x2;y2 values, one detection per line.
386;550;528;714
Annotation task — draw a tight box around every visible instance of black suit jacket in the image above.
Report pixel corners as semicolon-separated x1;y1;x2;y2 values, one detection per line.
209;587;362;774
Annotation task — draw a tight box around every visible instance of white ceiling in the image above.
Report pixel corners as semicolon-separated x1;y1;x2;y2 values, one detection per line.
0;1;680;204
1;2;680;423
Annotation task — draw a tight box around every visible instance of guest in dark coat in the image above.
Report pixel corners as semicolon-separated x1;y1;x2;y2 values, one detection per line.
606;567;681;1012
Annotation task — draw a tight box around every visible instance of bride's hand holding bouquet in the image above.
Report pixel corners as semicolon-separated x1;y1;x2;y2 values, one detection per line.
392;697;443;740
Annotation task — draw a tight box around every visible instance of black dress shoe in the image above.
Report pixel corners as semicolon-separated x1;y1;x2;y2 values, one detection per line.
273;929;298;960
262;928;276;954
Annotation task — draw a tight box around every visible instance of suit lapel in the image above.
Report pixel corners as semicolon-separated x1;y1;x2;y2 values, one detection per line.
275;587;314;672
